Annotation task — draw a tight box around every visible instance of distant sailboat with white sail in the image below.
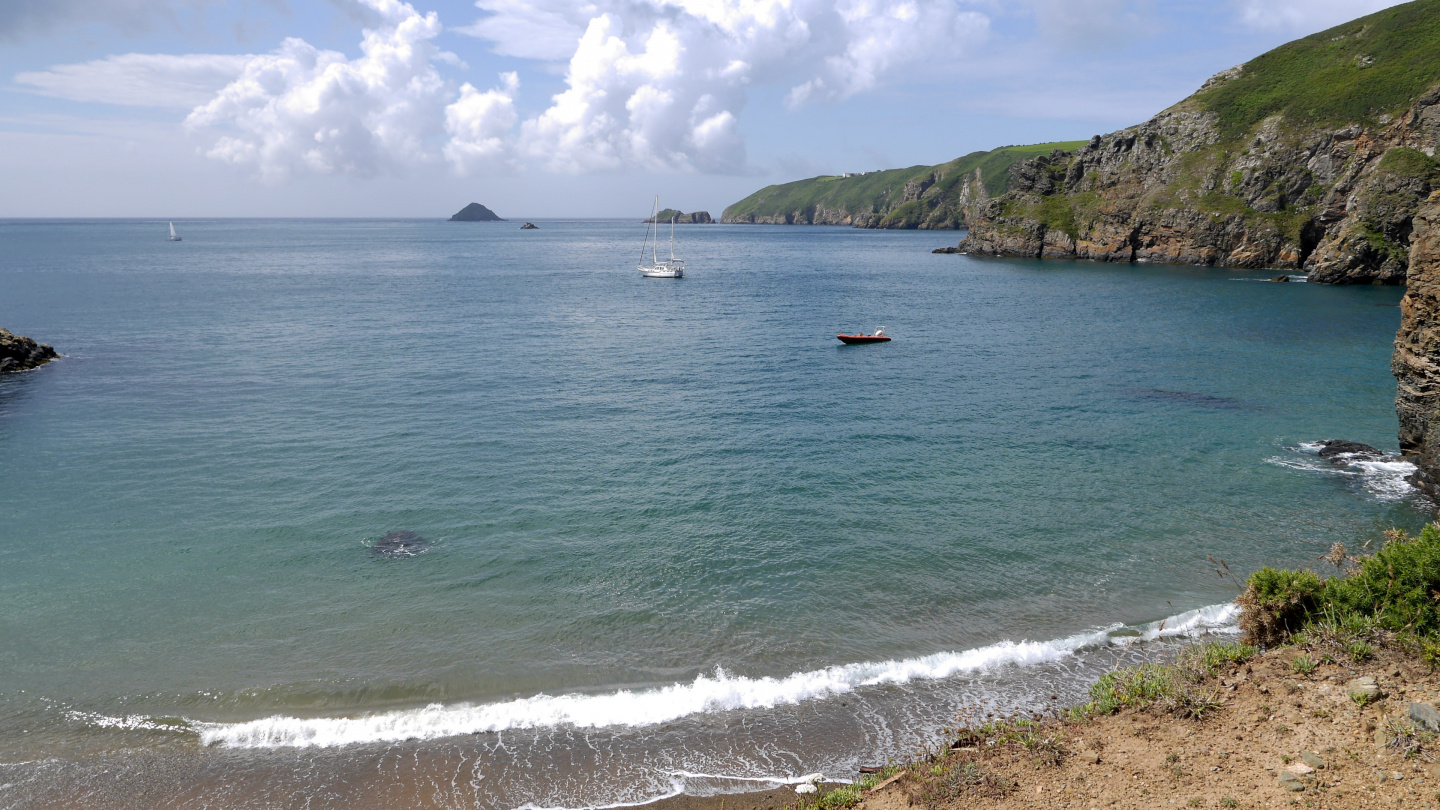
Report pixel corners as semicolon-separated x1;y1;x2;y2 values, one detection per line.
168;221;182;242
638;197;684;278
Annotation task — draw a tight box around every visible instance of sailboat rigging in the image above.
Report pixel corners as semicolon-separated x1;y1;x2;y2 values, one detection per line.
167;221;182;242
638;197;684;278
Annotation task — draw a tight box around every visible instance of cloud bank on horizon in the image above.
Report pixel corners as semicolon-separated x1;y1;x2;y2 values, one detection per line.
7;0;1413;183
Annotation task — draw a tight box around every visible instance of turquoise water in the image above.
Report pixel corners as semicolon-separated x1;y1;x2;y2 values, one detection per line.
0;219;1425;807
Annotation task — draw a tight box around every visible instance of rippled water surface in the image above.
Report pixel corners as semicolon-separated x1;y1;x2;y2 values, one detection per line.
0;219;1426;807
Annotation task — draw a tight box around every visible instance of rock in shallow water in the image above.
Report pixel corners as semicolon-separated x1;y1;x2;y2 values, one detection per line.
372;531;430;557
0;328;58;373
1315;440;1385;463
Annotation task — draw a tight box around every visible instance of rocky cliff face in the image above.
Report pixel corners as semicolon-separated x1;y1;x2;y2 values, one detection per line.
0;328;58;373
956;78;1440;282
1394;193;1440;493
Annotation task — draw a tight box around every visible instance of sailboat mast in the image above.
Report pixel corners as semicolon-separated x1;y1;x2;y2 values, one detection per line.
640;197;656;265
669;214;675;260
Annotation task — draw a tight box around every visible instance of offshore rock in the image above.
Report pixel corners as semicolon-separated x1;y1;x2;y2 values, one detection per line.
0;328;58;373
1315;440;1385;462
1396;193;1440;495
644;209;713;224
520;222;538;229
449;203;505;221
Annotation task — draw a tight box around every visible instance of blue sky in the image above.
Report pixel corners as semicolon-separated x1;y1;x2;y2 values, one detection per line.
0;0;1409;218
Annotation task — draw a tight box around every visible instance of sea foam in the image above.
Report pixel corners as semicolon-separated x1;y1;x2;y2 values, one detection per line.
181;603;1238;750
1269;441;1417;501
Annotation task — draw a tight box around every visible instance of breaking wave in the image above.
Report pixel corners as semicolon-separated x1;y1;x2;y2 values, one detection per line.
153;603;1238;750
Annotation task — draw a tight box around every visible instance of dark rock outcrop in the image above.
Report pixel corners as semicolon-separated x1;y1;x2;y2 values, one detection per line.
0;328;57;373
645;209;713;224
1315;440;1385;463
449;203;505;221
520;222;538;229
1394;193;1440;494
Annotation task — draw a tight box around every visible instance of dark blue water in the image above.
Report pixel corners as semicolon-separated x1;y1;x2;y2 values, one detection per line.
0;219;1424;808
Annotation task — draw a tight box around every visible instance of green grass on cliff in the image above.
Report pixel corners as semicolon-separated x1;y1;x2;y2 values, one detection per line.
721;141;1085;225
1196;0;1440;140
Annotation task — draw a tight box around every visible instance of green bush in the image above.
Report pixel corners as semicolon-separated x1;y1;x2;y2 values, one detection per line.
1236;523;1440;651
1238;567;1324;646
1322;524;1440;636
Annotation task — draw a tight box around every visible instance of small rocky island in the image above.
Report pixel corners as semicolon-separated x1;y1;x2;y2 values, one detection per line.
0;328;58;373
644;209;713;224
520;222;538;229
449;203;505;222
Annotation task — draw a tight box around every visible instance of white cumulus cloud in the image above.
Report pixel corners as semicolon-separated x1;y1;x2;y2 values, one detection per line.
14;52;253;108
183;0;453;180
469;0;989;173
1233;0;1406;32
444;71;520;174
17;0;993;179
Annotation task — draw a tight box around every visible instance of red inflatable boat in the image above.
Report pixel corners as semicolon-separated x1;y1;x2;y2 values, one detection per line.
837;327;890;344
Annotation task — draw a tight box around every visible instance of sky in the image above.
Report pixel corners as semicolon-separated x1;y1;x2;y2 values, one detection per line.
0;0;1411;218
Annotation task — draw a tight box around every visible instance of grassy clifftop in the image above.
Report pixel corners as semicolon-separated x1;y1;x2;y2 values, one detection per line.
721;142;1086;229
1196;0;1440;140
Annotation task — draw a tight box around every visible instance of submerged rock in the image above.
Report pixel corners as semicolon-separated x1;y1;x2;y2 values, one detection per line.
0;328;58;373
372;531;430;557
1315;440;1386;462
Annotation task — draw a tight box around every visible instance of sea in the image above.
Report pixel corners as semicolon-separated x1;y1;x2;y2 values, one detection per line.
0;218;1428;808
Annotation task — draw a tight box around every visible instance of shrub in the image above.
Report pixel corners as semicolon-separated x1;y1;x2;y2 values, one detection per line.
1322;524;1440;636
1238;567;1325;646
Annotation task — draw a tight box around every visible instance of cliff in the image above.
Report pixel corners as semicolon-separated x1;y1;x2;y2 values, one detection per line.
721;143;1084;229
954;0;1440;283
1394;192;1440;493
645;209;713;224
449;203;505;221
0;328;58;373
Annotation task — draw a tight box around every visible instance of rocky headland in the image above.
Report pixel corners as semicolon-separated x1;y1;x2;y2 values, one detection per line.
951;1;1440;282
645;209;713;224
449;202;505;222
721;143;1082;230
0;328;57;373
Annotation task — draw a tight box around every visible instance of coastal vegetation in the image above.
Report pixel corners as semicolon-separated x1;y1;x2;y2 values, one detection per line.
720;142;1085;229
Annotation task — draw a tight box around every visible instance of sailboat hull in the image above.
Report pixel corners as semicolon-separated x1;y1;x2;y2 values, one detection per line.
639;266;682;278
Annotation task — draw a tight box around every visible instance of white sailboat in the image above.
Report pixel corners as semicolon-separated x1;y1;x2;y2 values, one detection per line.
638;197;684;278
167;221;182;242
